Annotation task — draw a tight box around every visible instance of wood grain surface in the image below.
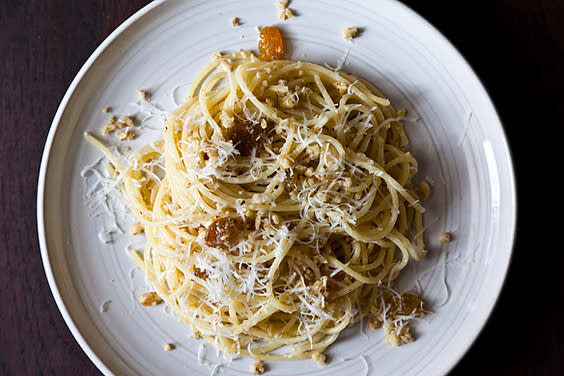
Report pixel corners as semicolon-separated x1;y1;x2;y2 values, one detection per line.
1;1;563;375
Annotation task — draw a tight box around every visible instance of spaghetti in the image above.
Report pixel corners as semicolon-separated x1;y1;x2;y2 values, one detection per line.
86;50;426;361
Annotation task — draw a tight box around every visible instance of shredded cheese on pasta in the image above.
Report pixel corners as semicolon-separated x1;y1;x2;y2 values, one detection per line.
85;50;426;361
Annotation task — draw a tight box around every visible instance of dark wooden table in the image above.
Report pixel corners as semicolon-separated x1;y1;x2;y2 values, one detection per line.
1;0;562;374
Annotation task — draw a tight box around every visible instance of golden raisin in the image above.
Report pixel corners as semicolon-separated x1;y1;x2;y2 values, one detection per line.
258;26;284;61
205;217;243;247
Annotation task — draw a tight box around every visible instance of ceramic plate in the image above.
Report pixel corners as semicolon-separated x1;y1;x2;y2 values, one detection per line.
38;1;516;375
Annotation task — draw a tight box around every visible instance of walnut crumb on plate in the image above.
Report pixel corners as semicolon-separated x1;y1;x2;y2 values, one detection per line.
312;352;326;366
343;27;358;39
438;232;453;243
250;359;264;374
138;292;163;306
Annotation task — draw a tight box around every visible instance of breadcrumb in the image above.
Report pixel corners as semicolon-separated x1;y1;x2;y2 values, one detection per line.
438;232;452;243
162;343;174;351
343;27;358;40
101;106;110;113
250;359;264;374
312;352;326;366
231;17;239;26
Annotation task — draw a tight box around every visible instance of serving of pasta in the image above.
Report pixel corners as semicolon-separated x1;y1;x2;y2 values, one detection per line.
86;47;426;362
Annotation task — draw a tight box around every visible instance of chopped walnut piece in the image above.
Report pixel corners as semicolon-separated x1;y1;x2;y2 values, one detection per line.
250;359;264;375
231;17;239;26
100;123;116;135
280;155;293;169
417;181;432;200
129;222;144;235
136;89;147;100
220;111;235;128
117;115;135;128
312;352;326;366
101;106;110;113
279;8;294;20
162;343;174;351
343;27;358;40
367;318;382;330
276;0;288;10
115;129;135;141
334;81;349;95
384;322;414;347
438;232;453;243
279;92;299;108
138;292;163;306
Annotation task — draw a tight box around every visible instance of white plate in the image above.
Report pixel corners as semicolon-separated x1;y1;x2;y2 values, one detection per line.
37;1;516;375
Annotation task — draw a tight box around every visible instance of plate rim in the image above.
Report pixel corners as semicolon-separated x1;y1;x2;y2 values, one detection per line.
37;1;167;374
36;1;518;375
391;0;518;374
